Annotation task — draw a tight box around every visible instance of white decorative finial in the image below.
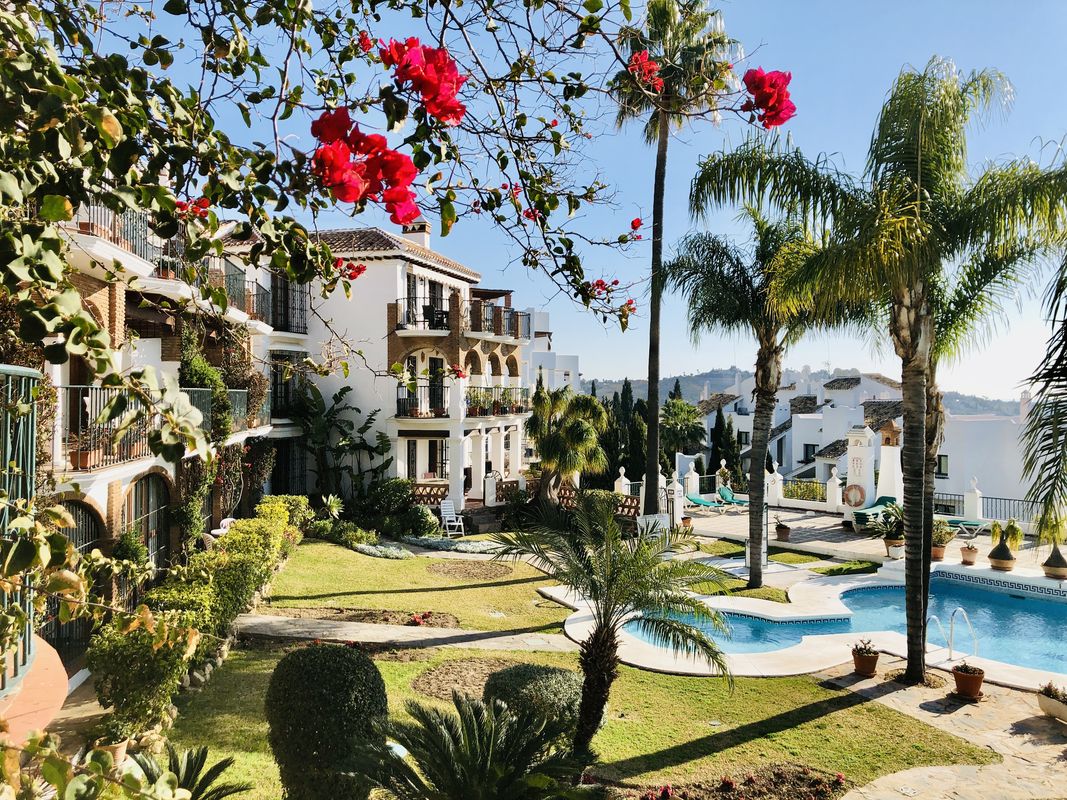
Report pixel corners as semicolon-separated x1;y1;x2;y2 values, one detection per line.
720;459;727;469
618;466;626;478
773;460;781;474
830;466;839;479
970;476;979;491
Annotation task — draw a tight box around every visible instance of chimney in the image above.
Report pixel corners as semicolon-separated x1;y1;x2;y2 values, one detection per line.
1020;389;1032;418
402;219;431;249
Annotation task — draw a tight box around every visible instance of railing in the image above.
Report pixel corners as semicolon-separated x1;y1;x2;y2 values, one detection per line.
229;390;248;432
58;385;154;471
626;481;643;497
697;474;716;495
247;282;272;325
184;388;249;434
0;365;40;697
272;276;310;334
253;390;272;428
982;496;1039;524
932;492;964;516
396;296;452;331
412;483;449;506
782;478;827;503
464;386;531;417
463;302;532;339
395;382;450;418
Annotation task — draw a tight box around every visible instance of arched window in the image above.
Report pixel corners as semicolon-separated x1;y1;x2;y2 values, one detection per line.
123;473;171;569
40;500;104;661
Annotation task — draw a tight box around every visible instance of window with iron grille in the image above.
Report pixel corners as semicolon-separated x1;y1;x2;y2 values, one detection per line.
40;500;102;662
270;350;303;418
122;473;171;570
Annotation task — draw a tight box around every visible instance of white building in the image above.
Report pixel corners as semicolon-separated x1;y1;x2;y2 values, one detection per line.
307;221;578;509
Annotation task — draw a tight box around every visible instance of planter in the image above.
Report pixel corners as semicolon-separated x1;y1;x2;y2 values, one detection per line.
1038;693;1067;723
960;546;979;566
852;652;879;677
95;738;129;766
988;539;1016;572
952;666;985;700
432;408;446;418
774;525;791;542
680;516;692;529
883;538;904;556
1042;543;1067;580
887;544;905;560
930;545;947;562
69;448;104;470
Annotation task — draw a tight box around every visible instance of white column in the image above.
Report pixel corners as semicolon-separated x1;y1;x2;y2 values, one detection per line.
448;436;466;510
614;466;629;495
469;431;486;499
450;376;466;419
766;462;783;506
490;427;506;475
508;426;523;477
964;477;982;520
826;466;843;511
683;462;699;498
716;459;728;490
669;470;683;528
637;473;646;512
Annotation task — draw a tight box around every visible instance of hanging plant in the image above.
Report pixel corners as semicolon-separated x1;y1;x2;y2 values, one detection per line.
243;437;276;503
176;456;216;550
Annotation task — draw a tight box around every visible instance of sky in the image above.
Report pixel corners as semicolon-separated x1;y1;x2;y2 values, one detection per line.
152;0;1067;400
356;0;1067;400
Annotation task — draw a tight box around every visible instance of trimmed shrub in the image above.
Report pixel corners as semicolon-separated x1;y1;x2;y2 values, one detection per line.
381;505;440;539
258;495;313;532
306;519;333;539
331;521;378;548
265;644;388;800
363;478;414;517
86;622;191;731
187;549;260;633
144;579;218;660
483;663;583;741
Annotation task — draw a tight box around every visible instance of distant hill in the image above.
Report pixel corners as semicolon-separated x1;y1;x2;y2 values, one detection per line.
582;368;1022;417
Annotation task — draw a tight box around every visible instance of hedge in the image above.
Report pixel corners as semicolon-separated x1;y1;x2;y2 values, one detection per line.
265;643;387;800
482;663;584;742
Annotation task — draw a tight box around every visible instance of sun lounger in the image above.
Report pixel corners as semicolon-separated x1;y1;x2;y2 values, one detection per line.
940;517;990;539
853;496;896;527
685;493;726;514
717;486;750;508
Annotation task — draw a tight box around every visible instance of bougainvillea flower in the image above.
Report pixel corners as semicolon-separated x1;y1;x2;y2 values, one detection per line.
310;107;353;143
740;67;796;128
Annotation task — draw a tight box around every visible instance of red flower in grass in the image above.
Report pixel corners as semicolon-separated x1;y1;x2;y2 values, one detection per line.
740;67;796;128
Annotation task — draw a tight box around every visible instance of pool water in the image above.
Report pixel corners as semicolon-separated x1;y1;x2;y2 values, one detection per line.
624;577;1067;673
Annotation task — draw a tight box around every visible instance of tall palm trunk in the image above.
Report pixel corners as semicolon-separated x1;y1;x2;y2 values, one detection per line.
573;625;619;754
922;373;945;623
643;109;670;515
538;467;561;505
747;337;783;589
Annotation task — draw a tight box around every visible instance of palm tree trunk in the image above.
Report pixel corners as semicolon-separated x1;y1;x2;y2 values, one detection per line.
642;110;670;515
900;358;929;682
573;625;619;755
922;372;945;624
539;467;560;505
747;336;783;590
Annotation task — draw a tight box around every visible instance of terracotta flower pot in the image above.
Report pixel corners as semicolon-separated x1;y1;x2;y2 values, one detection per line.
852;652;879;677
883;538;904;556
952;667;985;700
960;546;978;566
930;545;946;562
775;525;791;542
95;738;129;767
680;516;692;529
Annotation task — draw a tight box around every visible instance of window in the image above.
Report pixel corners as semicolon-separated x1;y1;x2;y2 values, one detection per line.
738;431;750;446
270;350;303;418
122;474;170;569
803;443;817;463
407;440;418;480
935;454;949;478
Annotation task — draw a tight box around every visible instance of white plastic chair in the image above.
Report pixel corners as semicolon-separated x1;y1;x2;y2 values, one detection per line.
439;499;465;538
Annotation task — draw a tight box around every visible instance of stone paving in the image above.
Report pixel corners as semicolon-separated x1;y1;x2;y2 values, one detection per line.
237;613;578;653
822;656;1067;800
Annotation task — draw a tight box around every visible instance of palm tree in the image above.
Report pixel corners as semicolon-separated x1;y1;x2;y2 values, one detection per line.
611;0;736;515
659;397;706;457
525;384;609;504
665;209;862;589
494;493;730;753
130;745;252;800
690;57;1067;681
351;692;606;800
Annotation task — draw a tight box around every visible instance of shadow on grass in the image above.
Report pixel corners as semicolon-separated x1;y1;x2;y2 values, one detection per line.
602;679;907;781
270;574;547;603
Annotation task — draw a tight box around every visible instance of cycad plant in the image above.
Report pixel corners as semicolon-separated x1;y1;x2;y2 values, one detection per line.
351;692;606;800
130;745;252;800
494;493;730;754
611;0;737;514
689;56;1067;681
525;384;609;504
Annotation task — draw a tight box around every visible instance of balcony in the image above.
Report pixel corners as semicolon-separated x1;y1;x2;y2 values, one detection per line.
465;386;531;417
396;382;450;419
395;296;453;333
271;275;309;335
463;302;531;341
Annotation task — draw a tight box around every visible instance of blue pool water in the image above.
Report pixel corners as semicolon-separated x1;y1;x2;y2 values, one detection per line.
624;577;1067;673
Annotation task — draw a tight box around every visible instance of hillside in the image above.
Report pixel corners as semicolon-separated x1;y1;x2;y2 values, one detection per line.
583;368;1023;417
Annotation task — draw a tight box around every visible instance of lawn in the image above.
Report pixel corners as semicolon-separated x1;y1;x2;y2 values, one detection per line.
698;538;822;565
812;560;880;576
170;644;997;799
694;576;789;603
268;539;569;633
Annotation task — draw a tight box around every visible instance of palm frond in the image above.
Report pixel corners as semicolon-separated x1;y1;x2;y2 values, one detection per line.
628;613;732;683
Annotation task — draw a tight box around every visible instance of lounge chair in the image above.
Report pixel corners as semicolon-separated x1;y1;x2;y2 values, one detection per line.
439;499;465;537
940;517;990;539
717;486;750;508
853;496;896;527
685;493;726;514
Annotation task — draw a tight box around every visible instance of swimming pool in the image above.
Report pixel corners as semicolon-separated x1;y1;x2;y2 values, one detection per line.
624;577;1067;674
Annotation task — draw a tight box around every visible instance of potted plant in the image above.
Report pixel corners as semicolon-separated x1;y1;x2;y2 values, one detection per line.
680;515;692;529
930;519;955;562
988;519;1020;572
851;639;879;677
951;662;985;700
92;714;136;766
1042;540;1067;580
1038;682;1067;723
871;503;905;556
774;514;791;542
68;423;110;469
465;388;482;417
960;541;979;566
432;406;446;418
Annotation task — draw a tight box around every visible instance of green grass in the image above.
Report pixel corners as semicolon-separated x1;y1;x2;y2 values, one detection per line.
693;577;790;603
698;538;821;565
268;540;569;633
812;560;880;576
171;645;997;799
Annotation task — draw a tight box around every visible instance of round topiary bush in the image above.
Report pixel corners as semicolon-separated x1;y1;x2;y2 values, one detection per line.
483;663;583;740
265;643;387;800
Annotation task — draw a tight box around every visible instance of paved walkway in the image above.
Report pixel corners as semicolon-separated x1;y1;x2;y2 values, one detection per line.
822;657;1067;800
237;613;578;653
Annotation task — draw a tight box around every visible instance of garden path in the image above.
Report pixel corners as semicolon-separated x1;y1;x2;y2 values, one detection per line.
237;613;579;653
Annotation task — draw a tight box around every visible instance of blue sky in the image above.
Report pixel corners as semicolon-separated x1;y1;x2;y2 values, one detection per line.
192;1;1067;400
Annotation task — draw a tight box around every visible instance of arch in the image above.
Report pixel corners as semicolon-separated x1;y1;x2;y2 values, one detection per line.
463;349;483;376
397;346;453;372
54;492;108;544
122;469;174;569
505;354;520;378
487;353;502;377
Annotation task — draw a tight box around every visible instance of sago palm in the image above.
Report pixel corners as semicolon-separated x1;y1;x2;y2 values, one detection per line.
690;56;1067;681
130;745;252;800
611;0;736;514
659;397;706;456
665;208;863;589
494;493;731;754
525;384;609;504
350;691;606;800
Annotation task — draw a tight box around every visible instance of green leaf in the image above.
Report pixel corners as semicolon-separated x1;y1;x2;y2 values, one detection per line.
162;0;187;12
40;195;73;222
0;172;23;203
583;0;603;12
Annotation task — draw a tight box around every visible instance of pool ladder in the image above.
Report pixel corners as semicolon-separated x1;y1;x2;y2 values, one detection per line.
927;607;979;660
